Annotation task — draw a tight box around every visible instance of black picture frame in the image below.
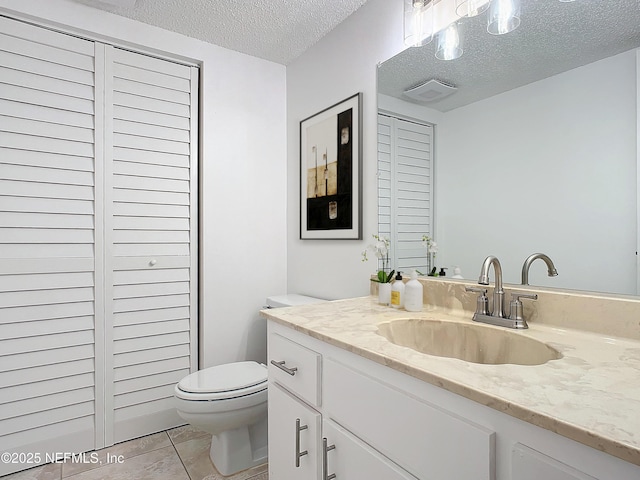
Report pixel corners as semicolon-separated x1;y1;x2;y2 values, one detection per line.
299;93;362;240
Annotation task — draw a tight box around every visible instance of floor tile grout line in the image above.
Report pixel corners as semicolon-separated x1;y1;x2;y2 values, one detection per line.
172;443;195;480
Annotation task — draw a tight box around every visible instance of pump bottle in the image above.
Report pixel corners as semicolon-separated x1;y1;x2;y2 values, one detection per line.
404;270;423;312
391;271;405;309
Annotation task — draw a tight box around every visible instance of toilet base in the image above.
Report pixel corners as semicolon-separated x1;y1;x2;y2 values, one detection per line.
209;416;268;476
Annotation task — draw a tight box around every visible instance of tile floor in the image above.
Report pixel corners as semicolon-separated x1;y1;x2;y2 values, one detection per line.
2;426;268;480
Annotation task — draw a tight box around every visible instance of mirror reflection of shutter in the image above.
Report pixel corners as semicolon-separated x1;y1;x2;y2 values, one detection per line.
0;17;99;475
377;115;393;269
106;47;199;444
378;114;433;273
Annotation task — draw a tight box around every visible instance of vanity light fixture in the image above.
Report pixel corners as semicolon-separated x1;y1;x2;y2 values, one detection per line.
404;0;434;47
405;0;525;61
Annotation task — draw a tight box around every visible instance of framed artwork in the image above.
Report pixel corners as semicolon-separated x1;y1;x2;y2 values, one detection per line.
300;92;362;240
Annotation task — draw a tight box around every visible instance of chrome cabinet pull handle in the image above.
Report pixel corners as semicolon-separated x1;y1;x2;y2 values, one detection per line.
323;437;336;480
295;418;308;467
270;359;298;376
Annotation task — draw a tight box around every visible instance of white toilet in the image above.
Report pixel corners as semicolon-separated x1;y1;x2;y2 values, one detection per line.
174;294;325;476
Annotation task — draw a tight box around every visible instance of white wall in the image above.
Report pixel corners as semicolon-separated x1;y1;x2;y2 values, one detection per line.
437;50;637;294
286;0;405;300
0;0;288;367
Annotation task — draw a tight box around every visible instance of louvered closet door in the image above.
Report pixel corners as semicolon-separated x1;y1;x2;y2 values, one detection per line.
105;47;198;443
377;114;433;272
0;17;102;475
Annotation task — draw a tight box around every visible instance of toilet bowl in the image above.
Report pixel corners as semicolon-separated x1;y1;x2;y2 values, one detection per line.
174;361;268;476
174;294;326;476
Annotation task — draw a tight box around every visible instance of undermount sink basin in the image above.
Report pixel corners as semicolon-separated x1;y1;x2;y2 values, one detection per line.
377;319;562;365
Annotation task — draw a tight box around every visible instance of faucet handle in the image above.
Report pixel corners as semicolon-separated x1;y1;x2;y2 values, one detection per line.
508;292;538;322
465;287;489;316
512;292;538;301
465;286;488;295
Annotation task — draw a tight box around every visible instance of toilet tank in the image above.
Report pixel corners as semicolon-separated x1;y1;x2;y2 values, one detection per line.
265;294;326;308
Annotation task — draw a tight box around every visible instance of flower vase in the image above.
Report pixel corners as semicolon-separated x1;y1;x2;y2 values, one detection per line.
378;282;392;305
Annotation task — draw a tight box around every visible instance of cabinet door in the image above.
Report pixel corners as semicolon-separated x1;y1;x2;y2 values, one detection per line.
105;46;199;444
324;358;495;480
323;419;419;480
512;444;597;480
269;383;321;480
0;16;99;476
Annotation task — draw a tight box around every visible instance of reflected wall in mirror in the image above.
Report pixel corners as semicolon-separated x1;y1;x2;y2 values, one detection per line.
378;0;640;296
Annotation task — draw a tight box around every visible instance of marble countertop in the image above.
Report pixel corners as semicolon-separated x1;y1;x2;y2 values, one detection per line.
261;296;640;466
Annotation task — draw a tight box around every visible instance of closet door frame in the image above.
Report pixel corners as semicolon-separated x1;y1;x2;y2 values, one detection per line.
94;40;107;451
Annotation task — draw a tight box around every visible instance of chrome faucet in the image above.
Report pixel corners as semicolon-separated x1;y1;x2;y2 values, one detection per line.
521;253;558;285
478;255;506;319
465;255;537;329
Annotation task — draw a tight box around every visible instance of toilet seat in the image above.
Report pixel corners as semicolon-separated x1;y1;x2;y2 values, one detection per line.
176;361;267;401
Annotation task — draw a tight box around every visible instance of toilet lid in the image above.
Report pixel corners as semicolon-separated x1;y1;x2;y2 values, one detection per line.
177;361;267;394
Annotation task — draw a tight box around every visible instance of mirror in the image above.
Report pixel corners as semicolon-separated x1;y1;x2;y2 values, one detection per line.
378;0;640;296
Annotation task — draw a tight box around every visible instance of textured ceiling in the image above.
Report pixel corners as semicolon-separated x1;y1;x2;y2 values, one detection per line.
379;0;640;112
74;0;371;65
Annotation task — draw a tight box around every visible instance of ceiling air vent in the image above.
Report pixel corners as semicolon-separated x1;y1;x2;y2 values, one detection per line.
403;79;457;103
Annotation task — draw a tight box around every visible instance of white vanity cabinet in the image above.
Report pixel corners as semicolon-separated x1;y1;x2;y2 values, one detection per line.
268;328;420;480
267;321;640;480
267;323;492;480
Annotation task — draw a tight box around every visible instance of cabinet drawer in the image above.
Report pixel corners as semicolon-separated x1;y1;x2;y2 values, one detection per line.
269;333;321;406
323;419;419;480
324;358;495;480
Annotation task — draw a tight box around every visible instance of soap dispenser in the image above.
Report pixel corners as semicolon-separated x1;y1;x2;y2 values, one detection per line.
390;271;405;309
404;270;423;312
